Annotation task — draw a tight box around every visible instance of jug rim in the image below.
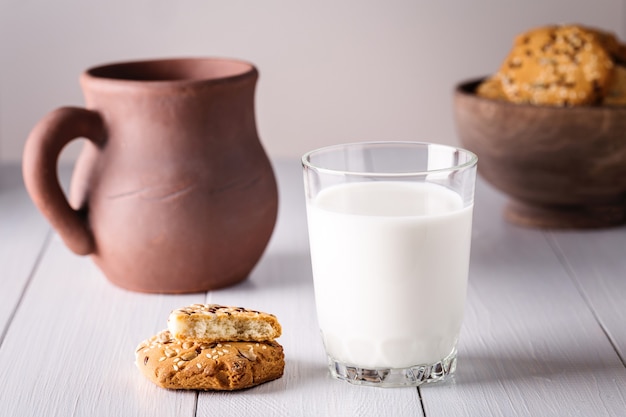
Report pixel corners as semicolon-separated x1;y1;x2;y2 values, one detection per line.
82;57;257;88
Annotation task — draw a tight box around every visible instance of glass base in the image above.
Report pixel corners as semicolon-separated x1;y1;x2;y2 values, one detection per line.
327;348;457;387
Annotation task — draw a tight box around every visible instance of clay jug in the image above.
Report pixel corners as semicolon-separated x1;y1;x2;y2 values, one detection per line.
23;57;278;293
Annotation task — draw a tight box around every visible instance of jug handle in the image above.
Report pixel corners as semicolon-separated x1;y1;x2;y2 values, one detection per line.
22;107;105;256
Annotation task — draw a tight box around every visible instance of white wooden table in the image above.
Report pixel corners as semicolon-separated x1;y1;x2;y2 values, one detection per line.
1;159;625;416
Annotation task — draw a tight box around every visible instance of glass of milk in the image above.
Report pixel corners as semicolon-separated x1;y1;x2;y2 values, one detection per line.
302;142;477;387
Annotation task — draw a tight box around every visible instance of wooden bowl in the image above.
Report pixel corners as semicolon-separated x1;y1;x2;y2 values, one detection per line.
453;78;626;228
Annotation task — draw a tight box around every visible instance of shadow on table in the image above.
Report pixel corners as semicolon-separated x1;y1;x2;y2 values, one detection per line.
267;358;330;394
449;351;624;386
232;251;313;292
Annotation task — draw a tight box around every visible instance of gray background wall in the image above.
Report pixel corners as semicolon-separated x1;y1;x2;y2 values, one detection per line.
1;0;624;162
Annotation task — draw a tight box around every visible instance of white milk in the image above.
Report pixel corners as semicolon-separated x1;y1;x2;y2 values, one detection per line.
306;181;473;369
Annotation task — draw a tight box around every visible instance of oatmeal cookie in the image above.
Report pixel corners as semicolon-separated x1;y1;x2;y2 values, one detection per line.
167;304;282;343
498;25;614;106
476;75;506;100
603;65;626;105
135;330;285;390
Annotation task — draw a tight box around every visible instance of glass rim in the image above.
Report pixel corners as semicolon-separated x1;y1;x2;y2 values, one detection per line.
301;141;478;178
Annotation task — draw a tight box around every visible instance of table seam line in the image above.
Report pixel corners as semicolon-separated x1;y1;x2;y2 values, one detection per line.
0;228;53;350
544;231;626;368
418;386;427;417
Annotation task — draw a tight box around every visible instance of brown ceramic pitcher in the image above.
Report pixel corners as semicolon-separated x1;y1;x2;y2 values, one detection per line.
23;57;278;293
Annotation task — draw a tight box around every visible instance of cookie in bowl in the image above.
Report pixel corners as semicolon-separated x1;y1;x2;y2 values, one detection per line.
498;25;614;106
456;24;626;228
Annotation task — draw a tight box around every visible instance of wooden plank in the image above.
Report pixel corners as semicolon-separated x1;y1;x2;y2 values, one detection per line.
195;159;424;416
421;181;626;417
0;163;50;341
0;233;205;416
546;227;626;364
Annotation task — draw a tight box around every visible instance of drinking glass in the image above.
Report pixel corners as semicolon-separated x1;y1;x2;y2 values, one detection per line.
302;141;477;387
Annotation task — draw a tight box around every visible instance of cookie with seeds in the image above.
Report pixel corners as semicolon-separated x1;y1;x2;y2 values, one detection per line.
498;24;614;106
585;26;626;65
476;75;506;100
167;304;282;343
135;330;285;391
603;65;626;105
